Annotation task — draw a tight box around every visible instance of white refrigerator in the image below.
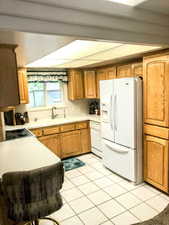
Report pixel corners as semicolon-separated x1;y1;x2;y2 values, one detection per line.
100;77;142;184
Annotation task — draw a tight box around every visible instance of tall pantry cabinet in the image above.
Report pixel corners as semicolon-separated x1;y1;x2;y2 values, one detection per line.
143;53;169;192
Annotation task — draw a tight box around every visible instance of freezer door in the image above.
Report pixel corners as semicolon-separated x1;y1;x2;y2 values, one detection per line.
114;78;136;149
103;139;136;182
100;80;115;141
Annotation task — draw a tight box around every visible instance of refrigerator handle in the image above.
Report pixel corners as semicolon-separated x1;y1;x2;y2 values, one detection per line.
114;95;117;131
110;95;113;130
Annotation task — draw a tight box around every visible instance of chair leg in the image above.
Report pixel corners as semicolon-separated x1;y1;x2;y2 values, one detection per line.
40;217;60;225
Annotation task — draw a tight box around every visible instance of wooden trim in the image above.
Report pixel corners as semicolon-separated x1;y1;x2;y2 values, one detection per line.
144;124;169;140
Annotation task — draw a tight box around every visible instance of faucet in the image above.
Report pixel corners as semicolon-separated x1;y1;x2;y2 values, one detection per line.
51;106;57;119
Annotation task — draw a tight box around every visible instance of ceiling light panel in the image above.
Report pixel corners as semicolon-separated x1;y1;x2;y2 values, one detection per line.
27;40;120;67
107;0;147;6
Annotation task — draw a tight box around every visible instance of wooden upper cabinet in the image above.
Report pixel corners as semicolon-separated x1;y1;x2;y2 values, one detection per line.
68;69;84;100
18;68;29;104
84;71;97;98
96;69;107;98
143;54;169;127
0;44;20;107
132;63;143;77
106;67;116;80
60;130;82;158
144;135;169;192
116;64;133;78
39;134;61;158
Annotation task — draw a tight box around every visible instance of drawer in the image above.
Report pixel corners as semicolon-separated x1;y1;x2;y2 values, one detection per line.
144;124;169;139
43;126;60;135
90;121;101;130
30;128;43;137
76;121;88;129
60;123;75;132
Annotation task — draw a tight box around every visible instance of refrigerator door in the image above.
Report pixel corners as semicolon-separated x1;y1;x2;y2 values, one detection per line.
100;80;115;141
103;139;136;182
114;78;136;149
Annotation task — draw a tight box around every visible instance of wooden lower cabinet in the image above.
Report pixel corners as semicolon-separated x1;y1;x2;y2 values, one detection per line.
144;135;169;192
60;130;82;158
32;121;91;159
39;134;61;158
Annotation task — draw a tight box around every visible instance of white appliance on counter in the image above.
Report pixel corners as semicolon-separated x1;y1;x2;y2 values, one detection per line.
100;77;142;184
90;121;102;158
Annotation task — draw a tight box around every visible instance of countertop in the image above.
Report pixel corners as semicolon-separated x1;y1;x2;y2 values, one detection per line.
6;115;101;131
0;136;60;178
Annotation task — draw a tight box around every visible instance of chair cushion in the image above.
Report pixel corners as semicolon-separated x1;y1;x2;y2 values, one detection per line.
2;162;64;222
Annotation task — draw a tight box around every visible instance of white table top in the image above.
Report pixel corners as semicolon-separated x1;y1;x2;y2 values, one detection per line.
0;136;60;178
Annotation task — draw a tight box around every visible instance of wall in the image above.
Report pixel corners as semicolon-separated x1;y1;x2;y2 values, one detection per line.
16;83;89;122
0;112;5;141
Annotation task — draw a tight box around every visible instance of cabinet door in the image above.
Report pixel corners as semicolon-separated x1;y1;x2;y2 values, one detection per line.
60;130;82;158
18;68;29;104
143;55;169;127
39;134;61;158
68;69;84;100
84;71;97;98
117;64;133;78
96;69;107;98
80;128;91;153
144;135;168;192
106;67;116;80
132;63;143;77
0;45;19;107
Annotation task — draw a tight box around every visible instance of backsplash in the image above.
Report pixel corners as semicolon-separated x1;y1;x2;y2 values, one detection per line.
15;84;89;122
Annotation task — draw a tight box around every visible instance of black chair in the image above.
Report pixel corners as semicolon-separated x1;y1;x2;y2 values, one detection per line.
1;162;64;225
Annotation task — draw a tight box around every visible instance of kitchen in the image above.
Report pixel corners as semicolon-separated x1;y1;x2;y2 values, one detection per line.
1;0;169;225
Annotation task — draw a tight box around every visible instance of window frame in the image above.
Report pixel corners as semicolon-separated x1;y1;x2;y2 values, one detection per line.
28;81;64;109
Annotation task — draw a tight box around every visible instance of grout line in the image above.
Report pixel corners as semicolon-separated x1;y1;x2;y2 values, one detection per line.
59;153;167;224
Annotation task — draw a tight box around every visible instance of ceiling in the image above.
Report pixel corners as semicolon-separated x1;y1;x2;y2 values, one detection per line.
0;30;163;68
138;0;169;16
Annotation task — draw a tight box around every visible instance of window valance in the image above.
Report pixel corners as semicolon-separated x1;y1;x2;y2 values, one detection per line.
27;71;68;83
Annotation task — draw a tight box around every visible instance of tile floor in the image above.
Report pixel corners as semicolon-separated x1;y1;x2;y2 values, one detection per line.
46;153;169;225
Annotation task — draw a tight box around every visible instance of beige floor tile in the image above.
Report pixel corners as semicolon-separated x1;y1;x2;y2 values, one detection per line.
85;157;100;165
98;199;126;218
62;179;75;191
88;189;111;205
146;195;169;212
104;183;127;198
51;204;75;221
79;207;107;225
77;165;97;174
61;216;83;225
131;186;157;201
62;187;84;202
119;180;144;191
94;177;114;188
129;203;158;221
66;169;82;179
85;171;104;180
107;173;124;183
111;211;140;225
101;221;114;225
144;183;162;194
69;196;94;214
78;182;100;195
116;192;141;209
71;175;90;186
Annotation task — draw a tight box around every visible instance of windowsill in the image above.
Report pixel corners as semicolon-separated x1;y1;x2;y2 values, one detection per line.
28;104;67;112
